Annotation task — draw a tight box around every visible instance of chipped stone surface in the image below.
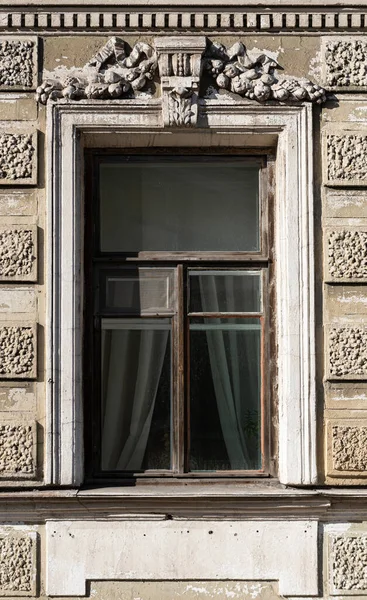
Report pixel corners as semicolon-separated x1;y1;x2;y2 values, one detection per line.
328;327;367;379
326;134;367;185
0;227;36;281
0;424;35;478
327;230;367;281
0;133;37;185
331;535;367;592
0;39;37;90
0;532;36;595
0;326;36;379
332;425;367;471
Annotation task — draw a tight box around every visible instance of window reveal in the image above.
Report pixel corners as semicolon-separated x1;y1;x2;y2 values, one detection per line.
85;153;271;479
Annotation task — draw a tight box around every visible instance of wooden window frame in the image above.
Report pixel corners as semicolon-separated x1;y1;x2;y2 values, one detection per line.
84;149;275;483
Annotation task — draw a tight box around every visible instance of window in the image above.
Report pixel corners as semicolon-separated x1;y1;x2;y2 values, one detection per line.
84;151;273;480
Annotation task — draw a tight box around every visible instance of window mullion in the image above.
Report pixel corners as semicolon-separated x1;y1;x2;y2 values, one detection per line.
172;264;185;474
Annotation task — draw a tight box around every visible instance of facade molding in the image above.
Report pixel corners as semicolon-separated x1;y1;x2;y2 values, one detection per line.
1;10;367;34
46;98;316;487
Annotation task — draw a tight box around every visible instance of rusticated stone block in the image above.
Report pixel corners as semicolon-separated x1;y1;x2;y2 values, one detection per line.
327;327;367;379
326;229;367;281
324;39;367;89
0;38;37;90
330;535;367;593
0;423;36;479
0;226;37;282
325;134;367;186
0;132;37;185
0;532;37;595
0;325;36;379
332;425;367;471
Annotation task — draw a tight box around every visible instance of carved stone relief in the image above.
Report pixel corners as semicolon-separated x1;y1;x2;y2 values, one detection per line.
332;425;367;471
0;38;37;90
328;327;367;379
324;39;367;89
36;37;157;103
326;134;367;186
0;133;37;185
204;41;326;103
0;326;36;379
326;229;367;281
330;535;367;593
0;532;37;595
0;423;36;479
0;226;37;282
36;37;327;129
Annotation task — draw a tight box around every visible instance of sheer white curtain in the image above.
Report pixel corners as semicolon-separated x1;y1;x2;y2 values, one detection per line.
199;275;260;469
101;323;169;471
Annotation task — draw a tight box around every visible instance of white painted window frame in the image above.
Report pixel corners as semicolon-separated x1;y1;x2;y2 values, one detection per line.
45;98;316;487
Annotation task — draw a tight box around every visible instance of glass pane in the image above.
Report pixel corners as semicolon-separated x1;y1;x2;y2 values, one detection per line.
103;268;175;314
189;271;261;313
101;318;171;471
189;318;261;471
99;159;260;252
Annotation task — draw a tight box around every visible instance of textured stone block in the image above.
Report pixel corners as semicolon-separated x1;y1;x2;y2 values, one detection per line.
0;38;37;90
323;39;367;89
0;132;37;185
332;424;367;472
0;226;37;282
325;229;367;282
0;325;36;379
325;133;367;186
0;531;37;595
0;422;36;479
327;326;367;380
330;534;367;593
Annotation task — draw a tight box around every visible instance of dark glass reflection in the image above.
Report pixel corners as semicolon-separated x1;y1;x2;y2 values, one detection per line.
99;160;260;252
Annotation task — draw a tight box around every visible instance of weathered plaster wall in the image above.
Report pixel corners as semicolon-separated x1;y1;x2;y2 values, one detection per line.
0;22;367;600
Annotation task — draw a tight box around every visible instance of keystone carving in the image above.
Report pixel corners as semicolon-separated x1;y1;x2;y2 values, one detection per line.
331;535;367;592
0;38;37;90
0;424;36;478
328;327;367;379
0;326;36;379
36;37;327;122
155;36;206;127
0;226;37;282
327;230;367;280
327;134;367;185
36;37;157;103
332;425;367;471
0;133;37;185
324;40;367;88
203;41;326;103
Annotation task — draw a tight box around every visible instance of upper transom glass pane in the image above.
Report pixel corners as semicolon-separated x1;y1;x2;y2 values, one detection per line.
99;157;260;253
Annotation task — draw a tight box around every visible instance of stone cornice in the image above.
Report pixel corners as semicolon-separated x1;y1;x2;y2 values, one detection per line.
0;7;367;33
1;488;367;521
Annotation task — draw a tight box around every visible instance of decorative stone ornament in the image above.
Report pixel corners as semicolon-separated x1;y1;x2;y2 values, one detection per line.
0;325;37;379
0;530;37;595
36;37;157;103
325;229;367;282
327;326;367;380
203;41;326;104
330;534;367;593
0;37;38;91
0;422;36;479
0;132;37;185
36;36;327;125
323;38;367;89
325;133;367;186
0;225;37;282
155;36;206;127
